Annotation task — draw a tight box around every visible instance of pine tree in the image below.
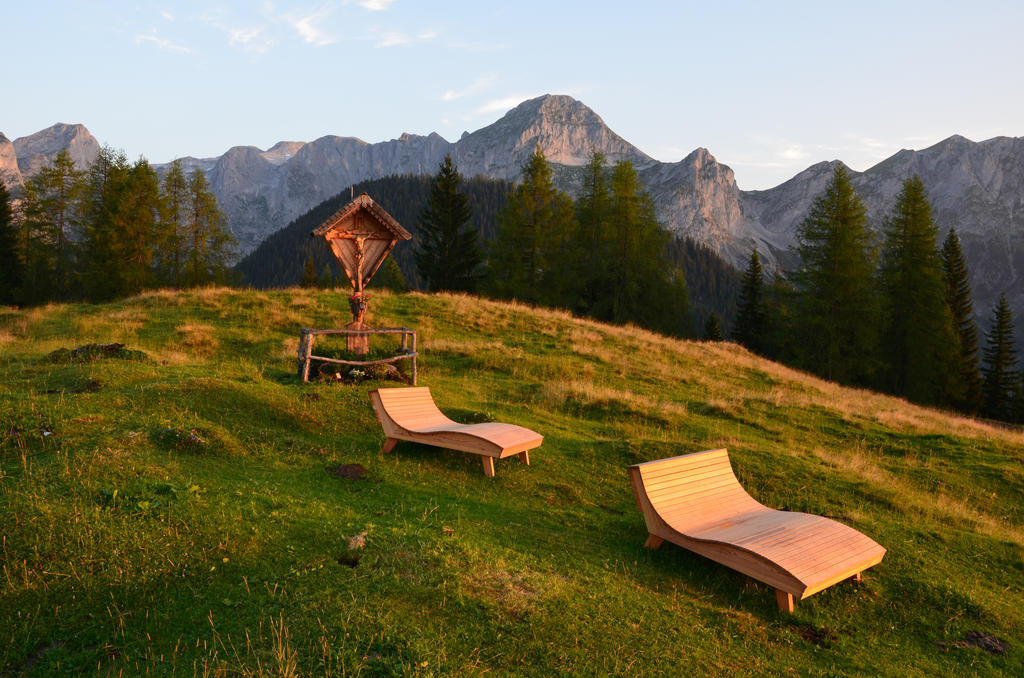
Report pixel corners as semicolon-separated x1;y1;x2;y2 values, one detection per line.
791;164;879;385
114;158;162;296
184;169;233;286
486;147;575;305
79;146;131;301
373;257;409;292
159;160;189;287
19;149;84;301
414;155;481;292
878;175;957;404
300;249;318;288
941;228;983;412
981;294;1018;421
571;150;612;313
0;181;21;305
703;313;723;341
732;249;765;352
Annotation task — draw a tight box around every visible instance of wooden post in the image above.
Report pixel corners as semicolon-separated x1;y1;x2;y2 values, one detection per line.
411;331;418;385
300;332;315;382
518;451;531;465
381;438;398;453
481;456;495;477
851;572;862;583
643;535;664;550
297;330;309;378
775;589;795;613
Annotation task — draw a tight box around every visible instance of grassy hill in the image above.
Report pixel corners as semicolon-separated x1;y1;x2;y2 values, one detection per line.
1;288;1021;676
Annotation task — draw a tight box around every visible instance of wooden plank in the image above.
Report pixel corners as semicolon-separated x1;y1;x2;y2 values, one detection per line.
308;352;418;367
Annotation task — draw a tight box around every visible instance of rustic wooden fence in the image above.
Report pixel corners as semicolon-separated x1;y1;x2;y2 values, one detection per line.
297;327;417;384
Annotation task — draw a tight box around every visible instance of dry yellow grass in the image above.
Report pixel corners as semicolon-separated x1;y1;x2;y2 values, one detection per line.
175;323;219;357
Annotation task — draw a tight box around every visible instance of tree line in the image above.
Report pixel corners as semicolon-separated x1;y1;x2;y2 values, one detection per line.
730;165;1023;423
414;149;689;336
0;148;234;306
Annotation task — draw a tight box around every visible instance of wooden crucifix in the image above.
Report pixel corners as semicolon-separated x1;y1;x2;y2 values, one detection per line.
311;193;411;354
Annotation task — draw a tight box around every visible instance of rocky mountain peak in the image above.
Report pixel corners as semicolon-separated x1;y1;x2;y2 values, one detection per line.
13;123;99;177
451;94;651;178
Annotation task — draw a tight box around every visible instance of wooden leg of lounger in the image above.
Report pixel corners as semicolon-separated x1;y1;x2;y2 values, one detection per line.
643;535;664;550
481;456;495;477
775;589;795;613
518;451;530;465
381;438;398;453
851;572;862;583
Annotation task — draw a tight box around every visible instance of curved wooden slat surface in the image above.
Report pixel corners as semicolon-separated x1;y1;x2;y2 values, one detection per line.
370;387;543;476
629;448;885;610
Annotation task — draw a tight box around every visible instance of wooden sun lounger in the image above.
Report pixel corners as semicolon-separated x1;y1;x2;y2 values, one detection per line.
369;387;543;477
629;448;885;612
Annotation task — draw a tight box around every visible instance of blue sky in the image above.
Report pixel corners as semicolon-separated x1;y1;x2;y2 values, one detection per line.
4;1;1023;189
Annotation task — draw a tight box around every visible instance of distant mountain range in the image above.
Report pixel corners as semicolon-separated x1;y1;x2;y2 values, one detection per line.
3;95;1022;337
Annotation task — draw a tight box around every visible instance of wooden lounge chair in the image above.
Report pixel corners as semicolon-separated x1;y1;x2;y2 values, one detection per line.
628;448;885;612
369;387;542;477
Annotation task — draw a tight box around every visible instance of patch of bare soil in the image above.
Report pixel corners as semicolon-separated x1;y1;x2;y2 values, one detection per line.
936;631;1009;655
798;625;838;648
327;463;369;480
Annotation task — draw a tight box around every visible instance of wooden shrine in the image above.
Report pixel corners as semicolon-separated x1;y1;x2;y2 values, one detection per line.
297;193;416;383
311;193;412;355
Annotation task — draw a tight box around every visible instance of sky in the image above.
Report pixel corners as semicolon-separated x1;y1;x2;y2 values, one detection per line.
4;1;1023;190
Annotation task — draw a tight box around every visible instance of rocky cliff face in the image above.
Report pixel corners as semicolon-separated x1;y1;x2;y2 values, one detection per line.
0;133;22;191
12;123;99;178
729;135;1024;335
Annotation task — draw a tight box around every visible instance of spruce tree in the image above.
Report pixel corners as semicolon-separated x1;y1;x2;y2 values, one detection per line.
571;150;612;313
732;249;765;353
373;257;409;292
159;160;189;287
79;146;131;301
19;149;84;302
981;294;1018;421
590;159;687;335
114;158;162;296
0;181;21;305
941;228;983;412
703;313;723;341
486;147;575;305
878;175;957;404
414;155;481;292
184;169;233;286
791;164;879;385
301;249;318;288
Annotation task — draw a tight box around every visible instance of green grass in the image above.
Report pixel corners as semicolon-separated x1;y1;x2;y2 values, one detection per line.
1;287;1022;676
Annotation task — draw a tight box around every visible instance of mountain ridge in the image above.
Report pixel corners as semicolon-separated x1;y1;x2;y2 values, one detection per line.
3;96;1022;336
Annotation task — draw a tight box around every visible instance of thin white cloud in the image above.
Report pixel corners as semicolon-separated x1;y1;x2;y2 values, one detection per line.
290;10;336;46
448;40;506;52
134;31;194;54
476;96;532;115
359;0;394;10
374;31;410;47
161;10;174;21
779;145;809;162
442;74;497;102
364;26;437;48
229;26;276;54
